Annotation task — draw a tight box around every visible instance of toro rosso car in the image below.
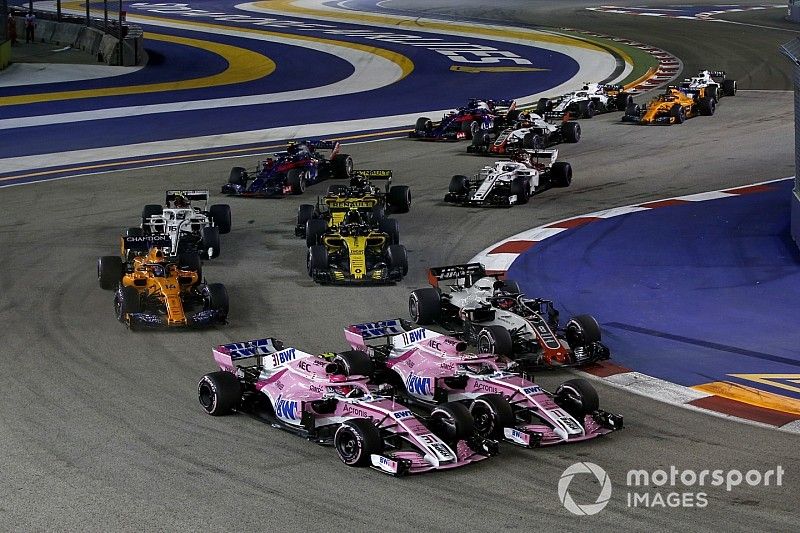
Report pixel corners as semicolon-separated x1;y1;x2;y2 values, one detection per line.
623;86;716;125
468;112;580;154
136;190;231;260
223;140;353;197
679;69;736;101
97;235;228;329
198;337;497;475
344;319;622;447
536;82;633;118
409;263;610;368
446;150;572;207
410;99;516;141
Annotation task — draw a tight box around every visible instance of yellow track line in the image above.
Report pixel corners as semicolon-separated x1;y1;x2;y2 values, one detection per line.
693;381;800;416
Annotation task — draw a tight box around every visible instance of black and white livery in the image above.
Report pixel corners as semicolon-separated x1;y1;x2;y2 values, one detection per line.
445;150;572;207
536;82;633;118
678;69;737;101
468;112;580;154
138;190;231;259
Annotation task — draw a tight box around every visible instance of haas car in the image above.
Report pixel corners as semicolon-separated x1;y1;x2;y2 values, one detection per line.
468;111;580;155
97;235;228;329
295;170;410;241
344;319;622;447
446;150;572;207
198;337;497;475
306;210;408;285
536;82;633;118
223;140;353;197
410;98;516;141
679;69;737;102
623;86;716;125
137;190;231;260
408;263;610;368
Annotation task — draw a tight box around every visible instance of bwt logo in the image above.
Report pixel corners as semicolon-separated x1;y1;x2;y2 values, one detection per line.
393;410;413;419
406;373;433;396
275;395;299;421
271;348;297;366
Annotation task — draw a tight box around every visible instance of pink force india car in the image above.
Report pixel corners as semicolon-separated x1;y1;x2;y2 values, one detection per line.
198;338;498;476
344;319;622;447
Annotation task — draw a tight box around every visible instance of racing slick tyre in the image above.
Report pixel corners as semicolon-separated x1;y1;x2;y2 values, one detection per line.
287;168;307;195
705;85;718;103
305;219;328;247
471;130;491;150
331;154;354;179
415;117;432;133
297;204;316;231
206;283;229;320
98;256;124;290
469;121;481;140
431;402;474;443
448;175;470;195
522;133;542;150
141;204;162;224
115;286;141;322
379;218;401;245
670;104;685;124
554;378;600;421
536;97;551;115
565;314;602;348
562;121;581;143
722;79;737;96
228;167;247;185
470;394;515;438
372;205;386;222
198;371;242;416
178;252;202;283
307;245;328;278
510;178;530;205
549;162;573;188
625;103;640;117
209;204;232;234
386;244;409;276
476;325;513;356
334;418;383;467
334;350;374;377
577;100;595;119
616;92;633;110
387;185;411;214
409;287;441;325
125;227;143;237
201;226;221;259
697;96;716;116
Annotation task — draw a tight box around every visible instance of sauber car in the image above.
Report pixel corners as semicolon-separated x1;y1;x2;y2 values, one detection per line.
410;98;516;141
408;263;610;368
536;82;633;118
295;170;410;241
223;140;353;197
137;190;231;260
623;86;716;125
343;319;622;447
446;150;572;207
198;338;497;475
468;112;580;154
97;235;228;329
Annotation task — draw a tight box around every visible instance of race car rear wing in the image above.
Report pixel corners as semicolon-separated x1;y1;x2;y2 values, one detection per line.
165;190;209;207
213;338;314;372
344;319;410;349
121;234;171;253
427;263;494;288
351;169;392;180
522;148;559;166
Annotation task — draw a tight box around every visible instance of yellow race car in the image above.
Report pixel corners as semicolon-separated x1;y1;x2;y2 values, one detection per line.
622;86;716;125
97;235;228;329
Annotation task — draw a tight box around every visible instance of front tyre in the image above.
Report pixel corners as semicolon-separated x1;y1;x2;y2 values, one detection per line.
554;378;600;420
334;418;383;467
198;371;242;416
430;401;474;443
476;325;513;356
470;394;515;438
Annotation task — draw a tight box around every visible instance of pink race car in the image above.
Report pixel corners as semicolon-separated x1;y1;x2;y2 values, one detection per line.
344;319;622;447
198;337;498;475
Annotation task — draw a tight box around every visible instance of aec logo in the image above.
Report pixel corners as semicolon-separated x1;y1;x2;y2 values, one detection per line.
558;462;612;516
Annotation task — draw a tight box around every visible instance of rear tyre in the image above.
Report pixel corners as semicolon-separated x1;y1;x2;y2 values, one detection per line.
476;325;513;356
228;167;247;185
562;121;581;143
305;219;328;247
448;175;470;195
334;350;374;377
335;419;383;467
297;204;315;231
409;287;441;325
470;394;515;438
577;100;595;118
307;245;328;277
522;132;542;149
206;283;229;319
549;162;573;188
615;92;633;111
387;185;411;214
554;378;600;420
431;401;474;442
536;98;551;115
379;218;400;245
287;168;307;195
331;154;354;179
722;79;737;96
201;226;221;259
386;244;408;276
198;371;242;416
141;204;162;225
209;204;232;234
98;256;124;290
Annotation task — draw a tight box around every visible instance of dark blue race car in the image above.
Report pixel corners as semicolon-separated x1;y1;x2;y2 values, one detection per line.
409;99;517;141
223;140;353;197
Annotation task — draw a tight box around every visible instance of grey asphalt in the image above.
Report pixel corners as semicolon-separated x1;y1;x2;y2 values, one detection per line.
1;89;797;530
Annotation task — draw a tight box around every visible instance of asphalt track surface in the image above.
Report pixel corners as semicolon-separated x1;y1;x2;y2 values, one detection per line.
2;2;799;531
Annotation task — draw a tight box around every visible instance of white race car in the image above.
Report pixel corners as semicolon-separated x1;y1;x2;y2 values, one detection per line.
408;263;611;368
467;111;580;154
134;190;231;259
536;82;633;118
678;69;737;101
445;149;572;206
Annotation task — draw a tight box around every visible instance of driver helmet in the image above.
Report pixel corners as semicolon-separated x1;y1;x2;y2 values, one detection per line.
496;297;516;310
344;210;362;226
349;174;368;189
173;193;190;209
329;374;354;396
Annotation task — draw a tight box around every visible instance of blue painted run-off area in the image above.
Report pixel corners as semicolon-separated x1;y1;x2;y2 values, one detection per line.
507;179;800;399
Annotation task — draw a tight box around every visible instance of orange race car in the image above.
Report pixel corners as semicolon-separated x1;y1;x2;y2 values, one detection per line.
622;86;716;125
97;235;228;329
